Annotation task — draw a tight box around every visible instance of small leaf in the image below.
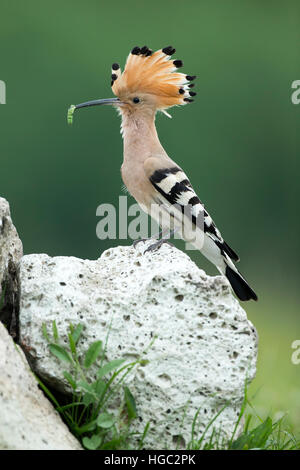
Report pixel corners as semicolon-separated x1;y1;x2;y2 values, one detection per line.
97;412;115;429
138;421;150;450
76;419;97;435
77;380;94;394
231;417;273;450
42;323;50;342
124;386;137;420
68;333;76;355
249;417;273;448
52;320;59;342
48;344;72;363
82;434;102;450
231;432;250;450
98;359;125;378
63;371;76;390
84;341;103;369
71;324;84;344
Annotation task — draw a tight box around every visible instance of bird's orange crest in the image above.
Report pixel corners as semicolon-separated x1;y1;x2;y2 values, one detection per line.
110;46;196;109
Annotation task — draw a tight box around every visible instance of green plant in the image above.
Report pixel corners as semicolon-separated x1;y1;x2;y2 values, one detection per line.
187;383;300;450
39;321;149;450
37;321;299;451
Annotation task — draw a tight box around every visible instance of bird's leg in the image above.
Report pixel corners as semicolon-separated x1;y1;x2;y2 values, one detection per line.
132;228;170;248
143;228;178;254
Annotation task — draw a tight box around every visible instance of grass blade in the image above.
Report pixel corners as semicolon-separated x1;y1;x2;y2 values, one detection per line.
124;386;137;420
52;320;59;342
48;343;72;363
98;359;125;378
84;341;103;369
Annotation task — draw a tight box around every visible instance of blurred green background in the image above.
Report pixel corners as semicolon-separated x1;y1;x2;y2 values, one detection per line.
1;0;299;433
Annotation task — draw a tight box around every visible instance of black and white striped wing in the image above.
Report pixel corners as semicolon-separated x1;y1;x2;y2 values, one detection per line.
149;166;239;262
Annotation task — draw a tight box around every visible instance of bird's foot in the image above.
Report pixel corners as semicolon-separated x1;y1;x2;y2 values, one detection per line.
133;229;177;252
143;238;174;254
132;237;156;248
133;229;166;249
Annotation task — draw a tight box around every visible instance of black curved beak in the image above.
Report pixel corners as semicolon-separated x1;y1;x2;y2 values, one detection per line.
67;97;121;124
75;97;121;109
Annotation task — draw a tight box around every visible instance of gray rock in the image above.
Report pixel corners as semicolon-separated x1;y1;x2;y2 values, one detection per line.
0;198;23;334
19;242;258;449
0;322;82;450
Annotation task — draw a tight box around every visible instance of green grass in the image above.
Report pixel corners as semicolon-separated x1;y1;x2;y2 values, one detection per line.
186;384;299;450
38;320;300;450
246;293;300;436
39;320;150;450
188;414;298;450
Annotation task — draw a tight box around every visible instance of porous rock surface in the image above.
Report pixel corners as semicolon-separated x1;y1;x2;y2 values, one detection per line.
0;322;82;450
19;242;258;449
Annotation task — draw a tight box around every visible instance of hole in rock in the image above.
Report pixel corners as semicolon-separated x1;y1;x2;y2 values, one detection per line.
175;294;184;301
172;435;185;448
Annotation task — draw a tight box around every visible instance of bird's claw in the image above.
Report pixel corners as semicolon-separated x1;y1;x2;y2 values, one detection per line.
132;238;151;248
143;239;174;254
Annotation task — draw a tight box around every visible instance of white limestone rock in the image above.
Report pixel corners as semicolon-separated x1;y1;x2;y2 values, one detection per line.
19;242;258;449
0;322;82;450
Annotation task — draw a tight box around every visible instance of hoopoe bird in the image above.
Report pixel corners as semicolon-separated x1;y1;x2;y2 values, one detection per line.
68;45;257;301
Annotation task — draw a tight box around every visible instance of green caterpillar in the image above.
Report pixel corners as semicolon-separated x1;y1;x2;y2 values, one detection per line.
67;105;76;125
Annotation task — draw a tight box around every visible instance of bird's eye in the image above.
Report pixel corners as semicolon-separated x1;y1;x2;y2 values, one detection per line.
132;97;140;104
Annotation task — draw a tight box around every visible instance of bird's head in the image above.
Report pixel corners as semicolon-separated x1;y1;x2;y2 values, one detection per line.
68;46;196;123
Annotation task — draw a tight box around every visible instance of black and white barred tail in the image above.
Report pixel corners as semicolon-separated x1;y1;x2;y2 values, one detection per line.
220;256;257;301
